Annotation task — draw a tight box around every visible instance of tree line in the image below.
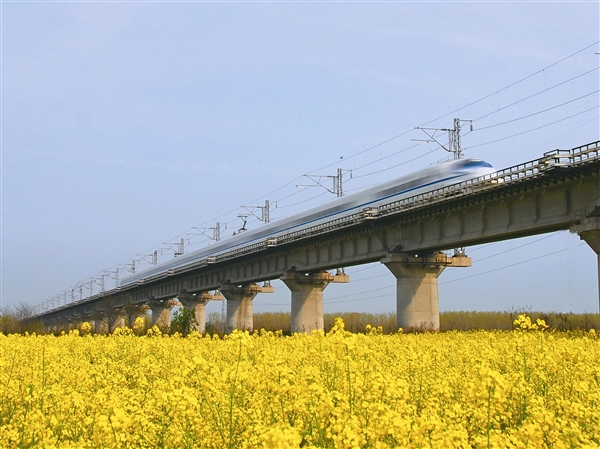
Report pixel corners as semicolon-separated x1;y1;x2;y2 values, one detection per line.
2;302;598;335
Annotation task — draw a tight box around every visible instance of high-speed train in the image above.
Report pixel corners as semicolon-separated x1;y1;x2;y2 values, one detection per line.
119;158;495;287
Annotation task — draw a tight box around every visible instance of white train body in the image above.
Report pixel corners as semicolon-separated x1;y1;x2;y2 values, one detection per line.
119;158;495;287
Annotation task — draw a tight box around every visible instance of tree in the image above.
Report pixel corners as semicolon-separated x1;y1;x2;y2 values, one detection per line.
0;307;19;334
14;301;35;320
205;311;226;336
12;302;44;334
170;307;198;337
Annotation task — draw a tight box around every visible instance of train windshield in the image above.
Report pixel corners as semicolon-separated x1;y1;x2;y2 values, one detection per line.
456;159;493;169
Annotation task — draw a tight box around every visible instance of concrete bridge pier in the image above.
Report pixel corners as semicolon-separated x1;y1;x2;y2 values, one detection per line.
570;215;600;325
178;291;223;333
113;316;125;330
148;299;175;330
220;283;274;333
93;319;104;333
281;271;350;334
382;253;472;332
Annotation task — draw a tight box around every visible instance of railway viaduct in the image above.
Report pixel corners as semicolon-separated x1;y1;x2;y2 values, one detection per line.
29;140;600;333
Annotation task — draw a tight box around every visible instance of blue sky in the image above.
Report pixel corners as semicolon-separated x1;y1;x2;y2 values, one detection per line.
2;1;599;317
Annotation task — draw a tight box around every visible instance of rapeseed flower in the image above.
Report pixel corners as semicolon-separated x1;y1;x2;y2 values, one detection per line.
1;320;599;448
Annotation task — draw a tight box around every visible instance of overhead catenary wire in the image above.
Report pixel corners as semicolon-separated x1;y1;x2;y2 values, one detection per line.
468;105;599;150
505;114;600;165
278;42;600;183
351;147;441;179
417;40;600;129
321;62;599;182
350;97;595;178
473;89;599;131
471;67;599;124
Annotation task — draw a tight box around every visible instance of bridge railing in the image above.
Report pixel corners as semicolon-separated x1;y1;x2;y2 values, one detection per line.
381;140;600;216
570;141;600;164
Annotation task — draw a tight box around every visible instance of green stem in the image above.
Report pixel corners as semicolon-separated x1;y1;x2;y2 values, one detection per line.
345;344;353;417
228;341;242;449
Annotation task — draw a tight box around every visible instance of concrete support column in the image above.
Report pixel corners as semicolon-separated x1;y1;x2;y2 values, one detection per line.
178;291;223;333
113;316;125;329
147;299;175;330
281;271;349;334
571;215;600;326
93;319;104;333
382;253;471;332
220;284;274;333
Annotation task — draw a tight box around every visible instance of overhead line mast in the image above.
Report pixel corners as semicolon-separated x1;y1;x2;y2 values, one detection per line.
298;168;352;197
415;118;472;159
243;199;273;224
415;118;473;257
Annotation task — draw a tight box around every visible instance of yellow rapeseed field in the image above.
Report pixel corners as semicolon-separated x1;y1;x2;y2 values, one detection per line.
1;317;599;449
